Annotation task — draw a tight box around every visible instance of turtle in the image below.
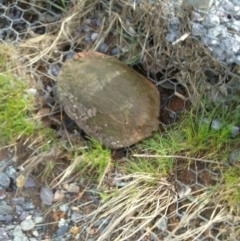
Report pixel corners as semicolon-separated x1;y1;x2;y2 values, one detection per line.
56;51;160;149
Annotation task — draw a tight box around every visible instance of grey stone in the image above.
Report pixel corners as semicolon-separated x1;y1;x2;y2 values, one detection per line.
0;228;9;241
19;211;29;221
191;23;206;36
203;14;220;27
33;216;44;224
166;31;178;42
15;205;23;215
23;202;35;210
48;64;61;77
207;26;227;38
231;126;239;138
55;223;69;237
222;0;235;13
93;218;109;227
71;211;83;222
5;165;17;180
0;201;13;215
213;46;226;61
20;218;35;231
0;158;11;169
65;51;75;61
24;176;36;188
229;149;240;165
155;216;168;231
12;197;25;205
83;24;91;33
84;35;91;42
211;119;222;130
13;225;24;238
202;35;218;46
91;32;99;41
5;214;13;222
40;187;53;206
97;42;108;53
96;18;103;27
225;20;240;32
235;55;240;65
111;47;119;56
59;203;69;213
222;38;240;54
0;172;10;188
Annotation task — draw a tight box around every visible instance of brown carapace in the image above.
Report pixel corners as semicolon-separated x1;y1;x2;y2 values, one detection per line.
57;52;160;148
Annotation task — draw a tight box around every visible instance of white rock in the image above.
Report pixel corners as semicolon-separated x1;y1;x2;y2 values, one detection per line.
91;32;99;41
20;218;35;231
211;119;222;130
203;14;220;27
192;23;206;36
231;126;239;138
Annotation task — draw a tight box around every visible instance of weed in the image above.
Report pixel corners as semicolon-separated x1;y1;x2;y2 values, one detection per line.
0;73;36;145
221;167;240;214
47;0;67;12
75;138;112;187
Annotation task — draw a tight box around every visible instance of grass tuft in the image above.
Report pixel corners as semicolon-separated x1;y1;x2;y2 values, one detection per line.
0;72;36;145
75;138;112;187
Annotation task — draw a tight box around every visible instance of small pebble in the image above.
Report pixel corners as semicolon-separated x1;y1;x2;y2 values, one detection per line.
20;218;35;231
71;211;83;223
13;225;25;238
0;172;11;188
83;24;91;33
59;203;69;213
55;222;69;237
0;227;9;240
229;149;240;167
91;32;99;41
48;64;61;77
5;166;17;180
12;197;25;205
155;216;168;231
230;126;239;138
211;119;222;130
64;51;75;61
23;202;35;210
24;176;35;188
19;211;29;221
40;187;54;206
67;183;80;193
97;43;108;53
0;201;13;215
33;216;44;224
53;189;65;202
111;47;119;56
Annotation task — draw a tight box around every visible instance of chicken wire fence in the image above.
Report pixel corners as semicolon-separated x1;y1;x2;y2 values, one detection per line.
0;0;240;240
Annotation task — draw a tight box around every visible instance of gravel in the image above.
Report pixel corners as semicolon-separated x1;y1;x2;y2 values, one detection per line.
0;153;104;240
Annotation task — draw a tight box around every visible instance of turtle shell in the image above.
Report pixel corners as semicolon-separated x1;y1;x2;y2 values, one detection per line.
57;52;160;149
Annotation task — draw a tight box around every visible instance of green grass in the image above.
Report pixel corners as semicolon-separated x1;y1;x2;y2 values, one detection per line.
0;72;36;144
130;101;240;214
47;0;67;12
75;138;112;186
